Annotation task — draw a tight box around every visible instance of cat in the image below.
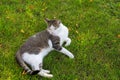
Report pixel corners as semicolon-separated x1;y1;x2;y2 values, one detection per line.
15;18;74;78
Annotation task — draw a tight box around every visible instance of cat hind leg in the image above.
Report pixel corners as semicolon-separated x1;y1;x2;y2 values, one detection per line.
38;71;53;78
38;63;53;78
30;63;41;75
42;69;50;73
30;70;40;75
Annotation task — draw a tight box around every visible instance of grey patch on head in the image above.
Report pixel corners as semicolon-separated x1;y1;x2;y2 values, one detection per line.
45;18;61;28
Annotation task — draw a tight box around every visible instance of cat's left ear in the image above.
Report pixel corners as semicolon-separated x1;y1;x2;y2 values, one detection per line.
57;20;61;24
45;18;50;23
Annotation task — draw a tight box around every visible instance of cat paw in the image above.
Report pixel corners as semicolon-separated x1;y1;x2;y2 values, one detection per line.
69;54;74;59
65;38;71;46
43;73;53;78
38;71;53;78
42;69;50;73
47;74;53;78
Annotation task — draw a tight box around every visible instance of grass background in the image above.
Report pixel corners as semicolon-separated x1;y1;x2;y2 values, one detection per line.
0;0;120;80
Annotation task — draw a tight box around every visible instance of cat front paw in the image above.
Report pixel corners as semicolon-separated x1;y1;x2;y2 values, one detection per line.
65;38;71;46
69;53;74;59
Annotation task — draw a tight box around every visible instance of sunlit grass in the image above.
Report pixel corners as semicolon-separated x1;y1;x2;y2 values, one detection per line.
0;0;120;80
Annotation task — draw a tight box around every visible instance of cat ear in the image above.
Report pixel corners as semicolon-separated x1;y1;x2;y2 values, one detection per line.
57;20;61;24
45;18;50;23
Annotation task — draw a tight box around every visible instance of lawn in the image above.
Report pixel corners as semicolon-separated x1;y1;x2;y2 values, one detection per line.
0;0;120;80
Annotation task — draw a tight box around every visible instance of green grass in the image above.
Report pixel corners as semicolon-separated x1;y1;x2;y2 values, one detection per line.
0;0;120;80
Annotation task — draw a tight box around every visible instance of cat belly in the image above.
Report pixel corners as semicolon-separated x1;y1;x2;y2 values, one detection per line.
22;48;52;66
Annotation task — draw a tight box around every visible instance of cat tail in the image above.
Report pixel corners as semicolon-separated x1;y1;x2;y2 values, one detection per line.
15;51;40;75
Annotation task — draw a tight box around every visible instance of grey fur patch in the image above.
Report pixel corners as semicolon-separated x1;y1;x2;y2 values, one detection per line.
19;30;62;54
49;35;62;51
19;30;50;54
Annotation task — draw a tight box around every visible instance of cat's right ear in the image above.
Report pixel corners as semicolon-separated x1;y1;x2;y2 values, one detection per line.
45;18;50;24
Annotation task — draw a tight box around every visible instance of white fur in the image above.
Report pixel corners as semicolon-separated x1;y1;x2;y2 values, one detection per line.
42;69;50;73
65;38;71;46
32;35;36;38
38;70;53;78
22;48;52;70
48;23;71;46
56;23;70;45
60;47;74;58
22;23;74;78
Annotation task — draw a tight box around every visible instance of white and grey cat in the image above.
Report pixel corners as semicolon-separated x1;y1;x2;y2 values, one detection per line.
15;18;74;78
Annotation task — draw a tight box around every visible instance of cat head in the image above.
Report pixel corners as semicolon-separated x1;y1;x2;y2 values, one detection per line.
45;18;62;34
